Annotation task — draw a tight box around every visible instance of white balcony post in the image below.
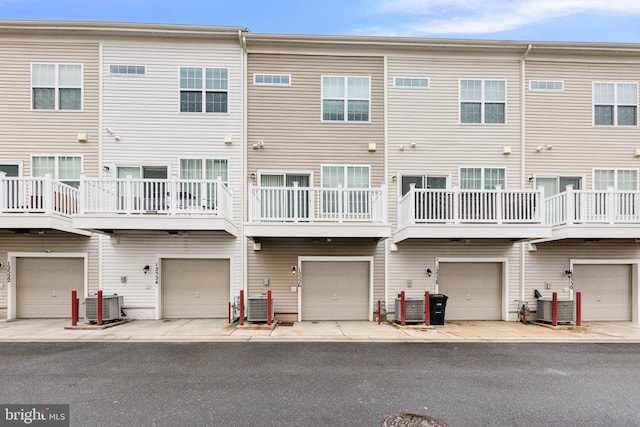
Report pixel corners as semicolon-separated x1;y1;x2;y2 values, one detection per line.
248;182;255;222
293;181;299;223
309;187;316;221
78;174;86;214
43;173;53;214
170;176;178;215
338;184;344;223
380;183;388;223
125;174;133;214
495;185;503;224
607;186;615;224
215;176;223;216
537;185;545;223
409;183;416;224
0;171;6;212
453;186;460;224
565;185;575;224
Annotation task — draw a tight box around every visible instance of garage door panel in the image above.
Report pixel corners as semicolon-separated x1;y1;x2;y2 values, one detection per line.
162;259;229;318
17;257;84;318
573;264;631;321
302;261;369;321
438;262;502;321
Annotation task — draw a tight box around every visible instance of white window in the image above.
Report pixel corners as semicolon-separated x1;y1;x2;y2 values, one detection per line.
322;76;370;122
460;167;505;189
180;67;228;113
594;169;638;190
593;82;638;126
529;80;564;91
180;159;228;185
322;165;370;214
394;77;429;88
109;65;146;75
254;74;291;85
535;176;581;197
460;79;506;124
31;63;82;110
32;155;82;187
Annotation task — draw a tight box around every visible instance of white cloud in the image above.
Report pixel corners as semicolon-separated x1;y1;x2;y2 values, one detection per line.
365;0;640;36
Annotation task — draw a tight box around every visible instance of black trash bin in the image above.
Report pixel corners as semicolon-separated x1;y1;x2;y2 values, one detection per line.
429;294;448;325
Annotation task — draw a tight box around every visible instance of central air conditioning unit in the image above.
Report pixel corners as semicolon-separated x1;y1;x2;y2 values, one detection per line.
395;296;425;323
85;294;124;323
536;297;574;323
247;294;274;322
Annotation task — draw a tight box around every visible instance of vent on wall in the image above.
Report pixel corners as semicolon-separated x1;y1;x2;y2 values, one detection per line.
247;294;275;322
395;297;425;323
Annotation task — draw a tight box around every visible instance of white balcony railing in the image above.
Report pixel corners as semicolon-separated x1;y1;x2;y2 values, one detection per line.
79;175;232;218
248;183;387;223
545;185;640;226
0;173;79;217
398;185;544;227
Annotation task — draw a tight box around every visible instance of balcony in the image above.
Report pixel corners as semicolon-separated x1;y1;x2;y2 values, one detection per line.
394;185;551;242
245;183;391;239
72;176;237;235
0;174;90;236
540;185;640;241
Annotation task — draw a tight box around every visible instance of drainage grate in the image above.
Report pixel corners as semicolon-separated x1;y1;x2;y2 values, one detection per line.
382;413;449;427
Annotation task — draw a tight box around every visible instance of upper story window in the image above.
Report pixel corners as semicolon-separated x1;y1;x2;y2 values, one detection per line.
460;79;506;124
31;64;82;111
254;74;291;85
593;82;638;126
32;155;82;188
109;65;146;75
180;67;228;113
529;80;564;91
460;167;505;189
322;76;370;122
394;77;429;88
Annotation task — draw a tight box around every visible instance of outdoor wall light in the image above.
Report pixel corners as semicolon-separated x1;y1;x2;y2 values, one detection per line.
253;140;264;150
290;265;297;276
536;144;553;152
563;268;573;276
143;265;150;274
426;268;432;277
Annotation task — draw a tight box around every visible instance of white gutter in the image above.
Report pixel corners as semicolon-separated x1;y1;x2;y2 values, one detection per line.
240;31;248;300
520;44;532;306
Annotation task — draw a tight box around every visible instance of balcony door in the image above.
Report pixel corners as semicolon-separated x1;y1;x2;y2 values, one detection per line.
401;175;448;221
259;172;311;220
117;166;167;211
322;165;370;215
0;164;20;209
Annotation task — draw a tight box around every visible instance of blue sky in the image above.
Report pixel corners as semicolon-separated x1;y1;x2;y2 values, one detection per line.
1;0;639;42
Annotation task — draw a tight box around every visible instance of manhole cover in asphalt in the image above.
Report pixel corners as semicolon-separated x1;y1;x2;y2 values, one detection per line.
381;412;449;427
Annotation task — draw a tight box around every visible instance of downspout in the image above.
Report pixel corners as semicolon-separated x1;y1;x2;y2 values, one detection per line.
520;44;532;309
98;41;104;295
240;30;248;301
383;55;389;311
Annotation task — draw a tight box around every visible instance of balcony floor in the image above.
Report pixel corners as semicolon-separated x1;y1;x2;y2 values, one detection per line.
244;222;391;239
393;223;552;243
73;214;238;236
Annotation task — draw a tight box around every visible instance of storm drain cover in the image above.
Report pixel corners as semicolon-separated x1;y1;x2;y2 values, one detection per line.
382;412;449;427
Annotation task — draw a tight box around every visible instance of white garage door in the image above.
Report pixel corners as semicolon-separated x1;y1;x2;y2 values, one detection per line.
573;264;631;321
301;261;369;321
438;262;502;320
162;259;230;318
16;257;84;318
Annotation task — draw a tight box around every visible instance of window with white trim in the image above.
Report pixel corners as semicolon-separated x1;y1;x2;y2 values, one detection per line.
180;67;228;113
529;80;564;91
322;76;370;122
460;167;505;189
460;79;506;124
31;63;82;110
322;165;370;214
535;176;581;197
594;169;638;190
32;155;82;188
180;158;228;184
394;77;429;88
254;74;291;85
109;65;146;75
593;82;638;126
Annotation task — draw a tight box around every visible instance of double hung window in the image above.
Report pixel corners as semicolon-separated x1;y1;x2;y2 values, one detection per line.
180;67;228;113
460;80;506;124
322;76;370;122
32;64;82;110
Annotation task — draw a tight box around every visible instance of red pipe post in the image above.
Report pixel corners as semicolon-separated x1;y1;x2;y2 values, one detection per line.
424;291;430;326
228;301;231;323
400;291;406;326
239;289;244;326
552;291;558;327
71;290;78;326
267;290;272;326
576;291;582;326
521;302;527;324
377;300;381;325
97;290;103;326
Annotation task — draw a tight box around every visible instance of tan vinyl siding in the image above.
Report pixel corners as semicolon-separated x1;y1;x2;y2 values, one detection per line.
525;60;640;186
0;41;99;176
388;240;521;316
524;240;640;306
386;55;522;226
247;54;385;186
247;238;384;315
0;233;99;311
